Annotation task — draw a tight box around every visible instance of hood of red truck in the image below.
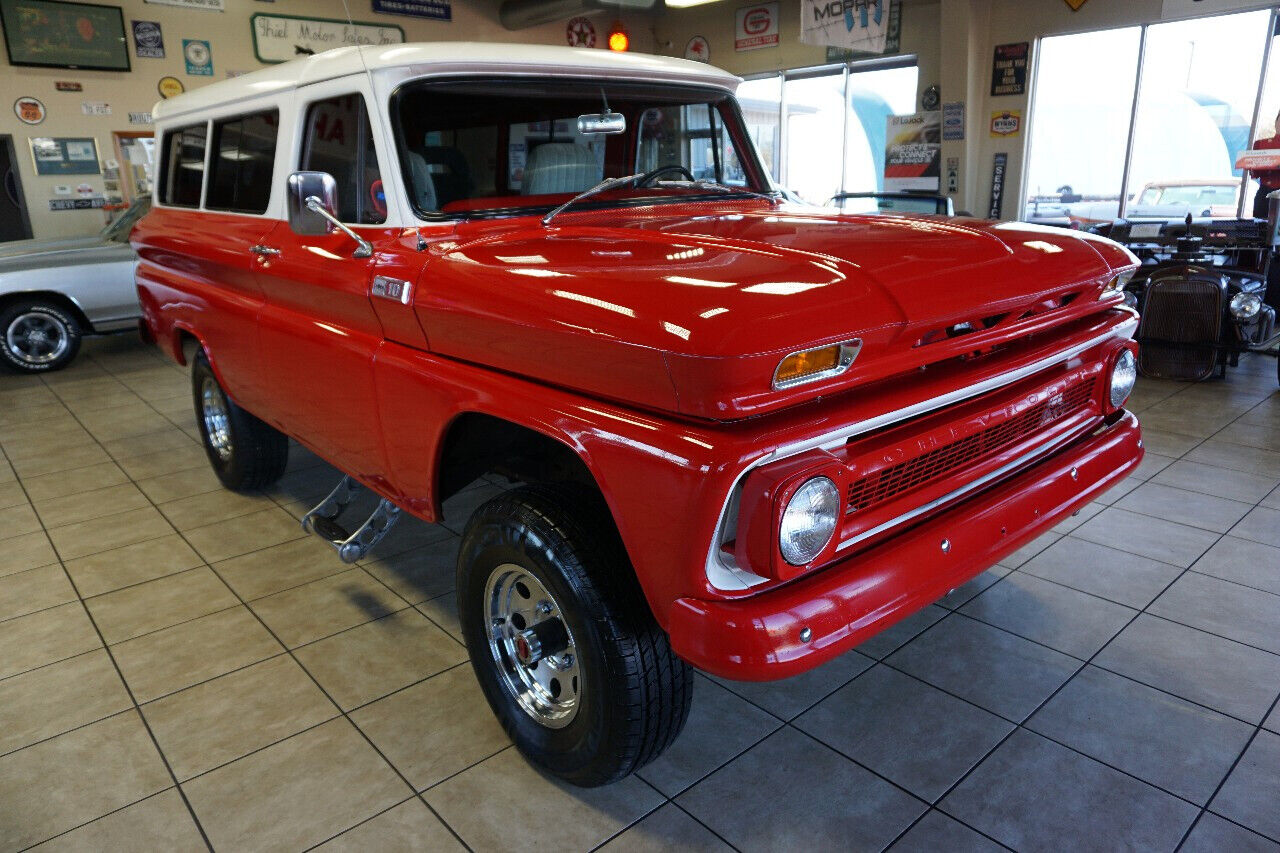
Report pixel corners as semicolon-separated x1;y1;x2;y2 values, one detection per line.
416;202;1134;419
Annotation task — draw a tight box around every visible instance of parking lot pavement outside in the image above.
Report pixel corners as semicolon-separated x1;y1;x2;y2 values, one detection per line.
1;335;1278;852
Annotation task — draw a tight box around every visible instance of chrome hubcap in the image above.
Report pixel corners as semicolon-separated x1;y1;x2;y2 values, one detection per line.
6;312;68;364
200;377;233;461
485;564;580;728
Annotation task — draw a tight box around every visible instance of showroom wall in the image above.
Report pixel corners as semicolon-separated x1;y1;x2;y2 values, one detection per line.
650;0;940;83
655;0;1275;219
0;0;654;240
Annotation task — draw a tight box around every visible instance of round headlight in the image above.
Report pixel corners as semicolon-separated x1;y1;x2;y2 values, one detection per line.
779;476;840;566
1110;349;1137;409
1230;292;1263;321
1122;291;1139;311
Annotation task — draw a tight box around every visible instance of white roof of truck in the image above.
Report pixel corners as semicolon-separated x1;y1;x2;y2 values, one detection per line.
152;42;741;121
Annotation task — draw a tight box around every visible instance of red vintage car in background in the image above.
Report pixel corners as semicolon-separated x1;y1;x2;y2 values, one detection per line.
134;43;1143;786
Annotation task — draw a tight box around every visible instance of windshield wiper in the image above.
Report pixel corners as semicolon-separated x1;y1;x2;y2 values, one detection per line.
541;175;779;227
665;179;780;205
542;173;643;227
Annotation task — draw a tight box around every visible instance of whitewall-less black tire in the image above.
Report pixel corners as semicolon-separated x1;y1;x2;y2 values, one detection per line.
192;349;289;491
457;485;692;787
0;301;81;373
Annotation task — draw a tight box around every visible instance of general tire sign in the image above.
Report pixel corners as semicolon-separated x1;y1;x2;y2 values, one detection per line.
735;3;779;52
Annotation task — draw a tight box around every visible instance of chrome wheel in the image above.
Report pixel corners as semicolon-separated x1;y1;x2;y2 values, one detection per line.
200;377;233;462
485;563;581;729
5;312;69;366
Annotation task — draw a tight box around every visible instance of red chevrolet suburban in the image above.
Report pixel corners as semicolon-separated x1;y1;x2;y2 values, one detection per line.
134;43;1144;786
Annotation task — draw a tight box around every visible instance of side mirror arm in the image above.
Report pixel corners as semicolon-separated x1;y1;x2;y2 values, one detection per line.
305;196;373;259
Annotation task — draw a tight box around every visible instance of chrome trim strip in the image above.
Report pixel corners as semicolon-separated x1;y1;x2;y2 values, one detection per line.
702;316;1137;591
834;424;1087;553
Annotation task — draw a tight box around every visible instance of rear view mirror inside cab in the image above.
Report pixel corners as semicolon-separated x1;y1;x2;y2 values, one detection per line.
577;112;626;135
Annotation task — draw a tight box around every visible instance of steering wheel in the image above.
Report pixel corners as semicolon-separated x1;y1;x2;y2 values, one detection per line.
635;165;696;187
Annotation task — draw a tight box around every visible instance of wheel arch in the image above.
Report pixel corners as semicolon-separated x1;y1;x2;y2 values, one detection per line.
0;290;93;333
434;411;607;515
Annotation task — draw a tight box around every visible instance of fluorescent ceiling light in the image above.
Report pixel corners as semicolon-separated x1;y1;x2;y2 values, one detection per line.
665;0;722;7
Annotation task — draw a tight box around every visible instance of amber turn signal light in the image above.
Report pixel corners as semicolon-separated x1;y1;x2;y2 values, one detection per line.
772;340;862;390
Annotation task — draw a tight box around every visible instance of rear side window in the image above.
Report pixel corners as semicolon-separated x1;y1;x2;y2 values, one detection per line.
300;95;386;224
206;110;279;214
159;124;207;208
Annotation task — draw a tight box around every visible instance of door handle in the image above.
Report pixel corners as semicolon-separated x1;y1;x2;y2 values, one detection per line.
249;245;281;257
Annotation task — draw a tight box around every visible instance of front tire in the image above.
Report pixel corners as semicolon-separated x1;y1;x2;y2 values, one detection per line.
458;485;692;786
192;349;288;491
0;301;81;373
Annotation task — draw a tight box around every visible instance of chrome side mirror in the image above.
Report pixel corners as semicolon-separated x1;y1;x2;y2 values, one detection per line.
286;171;338;236
285;170;372;259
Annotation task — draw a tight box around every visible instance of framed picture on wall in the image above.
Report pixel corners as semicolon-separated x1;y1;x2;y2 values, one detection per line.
0;0;131;71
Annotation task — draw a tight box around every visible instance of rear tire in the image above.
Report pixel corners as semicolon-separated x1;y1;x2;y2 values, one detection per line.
0;300;81;374
192;349;288;491
457;484;692;786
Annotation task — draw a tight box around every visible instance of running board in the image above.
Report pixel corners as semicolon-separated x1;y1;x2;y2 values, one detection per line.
300;475;400;563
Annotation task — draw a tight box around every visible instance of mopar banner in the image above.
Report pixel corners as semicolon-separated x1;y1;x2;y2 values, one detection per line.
801;0;890;53
884;112;941;192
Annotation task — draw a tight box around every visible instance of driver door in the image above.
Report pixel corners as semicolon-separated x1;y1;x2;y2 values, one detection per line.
253;86;396;480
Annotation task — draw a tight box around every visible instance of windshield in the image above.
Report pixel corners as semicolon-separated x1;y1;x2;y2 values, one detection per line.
101;195;152;242
393;79;769;219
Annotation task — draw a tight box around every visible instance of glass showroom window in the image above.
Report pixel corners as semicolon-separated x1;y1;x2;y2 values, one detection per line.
1128;10;1271;221
785;69;849;204
1024;9;1276;223
737;75;782;181
744;60;917;205
1023;27;1142;223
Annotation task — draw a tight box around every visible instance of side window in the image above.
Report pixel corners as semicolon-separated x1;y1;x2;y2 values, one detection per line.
206;110;279;214
300;95;386;224
159;124;206;208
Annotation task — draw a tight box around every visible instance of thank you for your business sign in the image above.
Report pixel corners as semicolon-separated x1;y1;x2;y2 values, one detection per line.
251;14;404;64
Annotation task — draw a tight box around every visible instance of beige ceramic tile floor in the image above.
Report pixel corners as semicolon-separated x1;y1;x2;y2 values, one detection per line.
1;335;1279;852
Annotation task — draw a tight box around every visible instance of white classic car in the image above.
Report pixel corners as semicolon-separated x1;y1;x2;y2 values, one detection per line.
0;195;147;373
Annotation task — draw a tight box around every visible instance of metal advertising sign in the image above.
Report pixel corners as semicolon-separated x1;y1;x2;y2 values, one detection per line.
991;43;1029;97
942;101;965;141
144;0;224;11
183;39;212;75
371;0;450;21
13;97;46;125
989;152;1009;219
735;3;779;52
251;14;404;64
989;109;1021;137
566;16;595;47
132;20;165;58
49;197;106;210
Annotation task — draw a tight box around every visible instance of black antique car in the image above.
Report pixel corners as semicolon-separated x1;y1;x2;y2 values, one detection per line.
1087;212;1280;384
